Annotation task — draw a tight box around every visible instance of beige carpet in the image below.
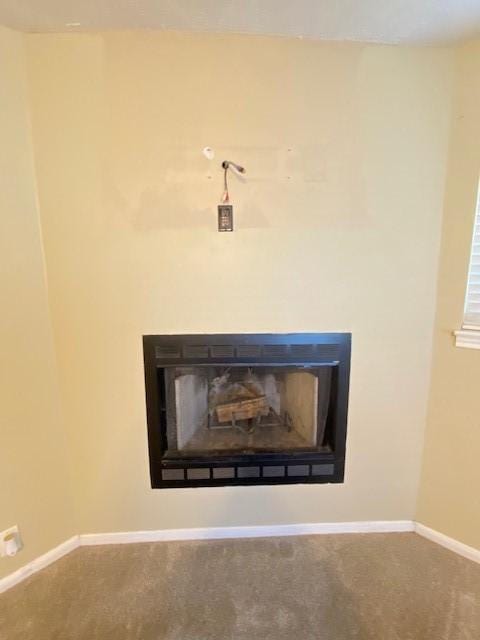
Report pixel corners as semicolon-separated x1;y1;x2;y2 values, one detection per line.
1;533;479;639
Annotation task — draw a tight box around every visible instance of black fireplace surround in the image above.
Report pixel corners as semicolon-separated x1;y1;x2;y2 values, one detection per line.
143;333;351;488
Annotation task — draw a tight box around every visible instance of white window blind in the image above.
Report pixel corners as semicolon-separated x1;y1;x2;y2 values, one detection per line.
464;186;480;328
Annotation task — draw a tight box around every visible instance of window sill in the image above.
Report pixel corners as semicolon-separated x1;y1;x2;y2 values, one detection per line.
454;328;480;350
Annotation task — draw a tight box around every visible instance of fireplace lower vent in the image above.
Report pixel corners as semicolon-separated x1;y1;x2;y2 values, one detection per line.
143;333;350;488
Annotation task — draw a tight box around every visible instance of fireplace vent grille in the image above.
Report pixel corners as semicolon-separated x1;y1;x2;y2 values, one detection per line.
183;345;209;358
154;341;341;362
155;345;180;359
161;463;336;483
210;345;235;358
316;344;340;360
291;344;315;357
236;345;262;358
262;344;288;357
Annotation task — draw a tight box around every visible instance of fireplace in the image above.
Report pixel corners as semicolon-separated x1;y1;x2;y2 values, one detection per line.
143;334;350;488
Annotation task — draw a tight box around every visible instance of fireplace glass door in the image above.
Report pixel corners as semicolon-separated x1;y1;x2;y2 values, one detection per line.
165;365;332;456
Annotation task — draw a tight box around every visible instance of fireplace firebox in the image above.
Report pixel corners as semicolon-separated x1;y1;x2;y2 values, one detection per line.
143;334;350;488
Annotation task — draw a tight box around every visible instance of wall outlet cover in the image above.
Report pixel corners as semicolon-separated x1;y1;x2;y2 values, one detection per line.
218;205;233;232
0;526;23;558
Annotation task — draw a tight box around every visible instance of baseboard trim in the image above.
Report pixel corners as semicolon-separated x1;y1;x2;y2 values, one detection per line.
415;523;480;565
79;520;414;546
2;521;479;595
0;535;79;594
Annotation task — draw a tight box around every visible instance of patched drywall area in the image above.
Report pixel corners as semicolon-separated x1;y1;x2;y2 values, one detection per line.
26;32;453;534
0;25;75;579
416;40;480;550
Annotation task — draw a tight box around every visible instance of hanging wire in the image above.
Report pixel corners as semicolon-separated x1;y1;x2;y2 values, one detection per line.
221;160;245;204
222;165;230;203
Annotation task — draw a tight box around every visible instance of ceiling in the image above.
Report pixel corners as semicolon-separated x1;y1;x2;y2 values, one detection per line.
1;0;479;44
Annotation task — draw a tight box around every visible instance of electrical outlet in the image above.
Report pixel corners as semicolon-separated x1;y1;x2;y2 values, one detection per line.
0;526;23;558
218;205;233;232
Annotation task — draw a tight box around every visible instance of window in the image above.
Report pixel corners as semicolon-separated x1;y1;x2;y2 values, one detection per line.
455;183;480;349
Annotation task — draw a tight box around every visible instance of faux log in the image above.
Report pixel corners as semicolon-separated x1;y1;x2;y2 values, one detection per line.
216;396;268;423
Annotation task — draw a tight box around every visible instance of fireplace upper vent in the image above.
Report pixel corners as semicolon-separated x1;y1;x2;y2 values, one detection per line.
155;345;181;359
153;338;341;364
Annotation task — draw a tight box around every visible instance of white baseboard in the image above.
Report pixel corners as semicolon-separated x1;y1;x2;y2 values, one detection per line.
415;523;480;565
2;521;479;595
0;521;411;593
0;535;79;594
79;520;414;546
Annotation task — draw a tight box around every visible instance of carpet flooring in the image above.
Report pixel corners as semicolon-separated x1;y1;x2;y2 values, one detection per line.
1;532;479;639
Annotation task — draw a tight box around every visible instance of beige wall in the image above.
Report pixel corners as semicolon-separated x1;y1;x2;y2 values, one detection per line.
25;32;453;534
0;26;74;578
416;41;480;550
